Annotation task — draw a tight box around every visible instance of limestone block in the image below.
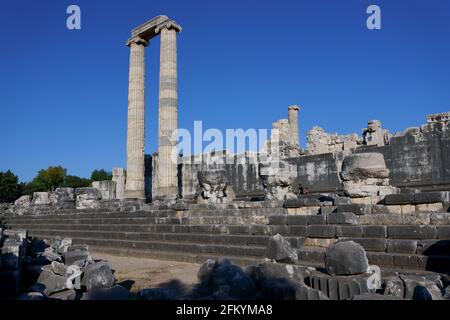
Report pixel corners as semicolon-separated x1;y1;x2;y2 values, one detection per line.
32;192;52;205
372;205;402;215
288;207;320;215
401;205;416;215
304;238;336;248
416;203;443;213
351;196;382;205
340;153;389;181
112;168;126;200
75;187;102;209
92;180;116;200
13;195;31;215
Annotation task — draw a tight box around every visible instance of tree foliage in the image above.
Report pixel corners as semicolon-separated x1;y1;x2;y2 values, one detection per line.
62;175;91;188
0;170;22;203
90;169;112;182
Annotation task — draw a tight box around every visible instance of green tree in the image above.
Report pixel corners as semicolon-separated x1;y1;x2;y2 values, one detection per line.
0;170;22;203
62;175;91;188
31;166;67;191
90;169;112;182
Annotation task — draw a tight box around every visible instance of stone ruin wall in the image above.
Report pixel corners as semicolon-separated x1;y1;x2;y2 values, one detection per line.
96;111;450;202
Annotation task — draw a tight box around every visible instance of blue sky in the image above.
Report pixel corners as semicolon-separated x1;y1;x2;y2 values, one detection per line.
1;0;449;182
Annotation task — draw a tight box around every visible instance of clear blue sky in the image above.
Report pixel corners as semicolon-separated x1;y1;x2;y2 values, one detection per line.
1;0;449;182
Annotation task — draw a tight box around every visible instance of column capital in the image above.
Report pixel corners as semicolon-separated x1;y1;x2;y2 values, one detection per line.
125;36;149;47
288;105;300;111
155;21;182;34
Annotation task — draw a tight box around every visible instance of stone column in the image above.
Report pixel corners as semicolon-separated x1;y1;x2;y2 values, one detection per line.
288;105;300;147
125;37;148;199
156;24;181;199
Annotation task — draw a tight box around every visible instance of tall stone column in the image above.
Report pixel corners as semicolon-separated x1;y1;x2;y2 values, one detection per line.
288;105;300;147
156;24;181;199
125;37;148;199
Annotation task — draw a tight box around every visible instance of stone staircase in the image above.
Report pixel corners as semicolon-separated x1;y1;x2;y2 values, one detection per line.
3;207;450;274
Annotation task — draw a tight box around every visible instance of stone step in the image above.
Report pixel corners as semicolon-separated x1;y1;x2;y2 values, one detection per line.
25;230;268;258
5;216;186;225
23;228;273;247
297;246;450;274
3;210;176;220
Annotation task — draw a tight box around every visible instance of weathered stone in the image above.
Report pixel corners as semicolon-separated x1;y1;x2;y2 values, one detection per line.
327;212;358;225
336;225;364;237
414;192;450;204
36;269;67;295
49;289;77;300
259;159;297;201
294;282;329;300
401;275;444;300
256;262;310;284
112;168;126;200
387;225;437;239
337;203;371;215
67;244;89;252
401;204;416;214
64;250;90;266
416;203;443;213
384;193;415;205
266;234;298;264
382;276;405;298
81;261;115;291
372;205;402;214
13;195;32;215
81;285;130;300
325;241;369;276
197;170;230;204
51;261;68;276
386;239;417;254
75;187;102;209
32;192;52;205
1;240;21;270
363;226;386;238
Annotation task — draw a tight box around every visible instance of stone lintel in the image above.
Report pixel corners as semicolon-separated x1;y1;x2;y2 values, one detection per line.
128;15;182;44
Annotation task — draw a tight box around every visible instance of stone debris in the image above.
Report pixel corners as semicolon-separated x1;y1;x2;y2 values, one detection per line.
265;234;299;264
0;230;126;300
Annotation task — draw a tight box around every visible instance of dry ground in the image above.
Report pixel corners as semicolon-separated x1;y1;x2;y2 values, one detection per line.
92;252;200;294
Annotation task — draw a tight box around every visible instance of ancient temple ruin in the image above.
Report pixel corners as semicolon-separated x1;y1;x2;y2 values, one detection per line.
1;15;450;300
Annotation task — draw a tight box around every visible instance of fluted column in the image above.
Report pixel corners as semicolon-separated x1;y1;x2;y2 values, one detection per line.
125;37;148;199
288;105;300;147
156;24;180;199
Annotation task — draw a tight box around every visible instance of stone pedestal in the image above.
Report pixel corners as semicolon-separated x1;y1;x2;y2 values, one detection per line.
125;38;148;199
112;168;126;200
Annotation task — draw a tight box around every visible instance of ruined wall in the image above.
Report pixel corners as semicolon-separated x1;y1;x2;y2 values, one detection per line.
297;119;450;193
143;114;450;199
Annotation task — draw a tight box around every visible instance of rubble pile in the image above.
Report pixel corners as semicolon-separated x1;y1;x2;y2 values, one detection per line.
0;229;129;300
